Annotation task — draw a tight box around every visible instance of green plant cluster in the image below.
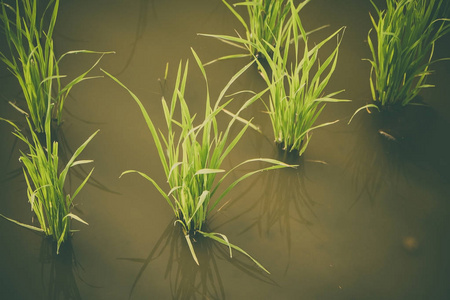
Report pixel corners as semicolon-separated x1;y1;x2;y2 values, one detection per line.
0;0;105;253
202;0;347;155
0;113;97;253
255;1;347;155
0;0;110;132
222;0;311;59
199;0;326;64
103;50;293;273
367;0;450;107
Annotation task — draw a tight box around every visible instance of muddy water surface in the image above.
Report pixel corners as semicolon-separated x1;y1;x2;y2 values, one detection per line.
1;0;450;299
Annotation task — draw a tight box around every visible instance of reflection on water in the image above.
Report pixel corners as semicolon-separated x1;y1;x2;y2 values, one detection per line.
346;104;440;208
111;0;155;76
119;221;274;300
345;114;404;207
39;239;83;300
208;141;326;274
238;164;317;271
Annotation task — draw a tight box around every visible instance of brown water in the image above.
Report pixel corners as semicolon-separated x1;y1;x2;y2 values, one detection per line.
1;0;450;299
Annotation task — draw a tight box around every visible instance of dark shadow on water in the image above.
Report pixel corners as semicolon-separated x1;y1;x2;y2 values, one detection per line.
39;238;99;300
62;95;108;126
113;0;156;76
345;103;439;208
212;144;322;275
119;221;275;300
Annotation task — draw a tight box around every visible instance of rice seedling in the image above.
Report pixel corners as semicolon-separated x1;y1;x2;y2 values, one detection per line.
102;49;294;273
0;88;98;253
366;0;450;108
0;0;112;133
256;1;347;155
199;0;324;64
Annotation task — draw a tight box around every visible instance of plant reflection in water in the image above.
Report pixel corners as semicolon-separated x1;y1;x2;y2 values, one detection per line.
345;104;439;208
39;239;98;300
119;221;275;300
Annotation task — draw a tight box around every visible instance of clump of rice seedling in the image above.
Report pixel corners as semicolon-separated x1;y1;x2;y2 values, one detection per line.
366;0;450;108
256;1;347;155
0;0;112;133
102;49;293;273
199;0;322;64
0;90;98;253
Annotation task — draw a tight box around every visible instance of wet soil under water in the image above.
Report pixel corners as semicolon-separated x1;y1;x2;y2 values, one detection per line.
1;0;450;299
